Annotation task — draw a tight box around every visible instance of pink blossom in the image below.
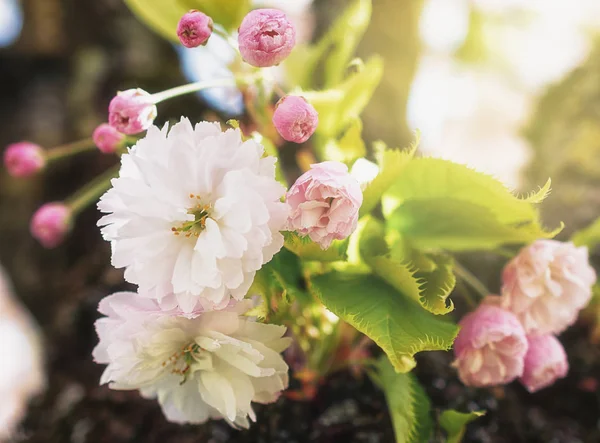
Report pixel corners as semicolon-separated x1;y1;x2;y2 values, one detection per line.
3;142;45;177
273;95;318;143
108;88;157;135
520;334;568;393
453;303;528;387
500;240;596;335
238;9;296;67
177;10;213;48
30;202;72;248
286;161;362;249
93;123;125;154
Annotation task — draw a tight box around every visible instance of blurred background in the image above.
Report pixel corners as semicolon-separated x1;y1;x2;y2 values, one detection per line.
1;0;599;442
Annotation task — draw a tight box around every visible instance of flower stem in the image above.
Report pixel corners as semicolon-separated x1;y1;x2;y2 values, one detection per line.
46;138;95;162
152;73;260;104
66;164;120;215
212;23;239;52
453;261;489;300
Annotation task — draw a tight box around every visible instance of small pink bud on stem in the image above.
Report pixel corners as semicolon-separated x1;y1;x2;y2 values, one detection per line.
30;202;72;248
238;9;296;68
108;89;157;135
3;142;45;177
93;124;125;154
273;95;318;143
177;10;213;48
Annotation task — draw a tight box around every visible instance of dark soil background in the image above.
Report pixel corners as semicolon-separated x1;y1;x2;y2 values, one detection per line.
1;1;599;442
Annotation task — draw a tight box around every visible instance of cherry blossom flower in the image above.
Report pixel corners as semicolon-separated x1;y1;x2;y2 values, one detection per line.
98;118;289;313
453;303;528;387
93;292;290;428
500;240;596;334
286;161;362;249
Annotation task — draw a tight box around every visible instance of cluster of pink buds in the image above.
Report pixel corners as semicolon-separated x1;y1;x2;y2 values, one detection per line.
176;8;318;144
453;240;596;392
3;124;127;249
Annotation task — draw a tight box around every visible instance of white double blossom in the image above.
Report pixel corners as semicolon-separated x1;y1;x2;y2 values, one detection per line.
98;118;289;313
93;292;291;428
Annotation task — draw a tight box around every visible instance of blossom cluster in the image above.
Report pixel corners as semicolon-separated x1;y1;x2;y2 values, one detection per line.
453;240;596;392
88;7;363;429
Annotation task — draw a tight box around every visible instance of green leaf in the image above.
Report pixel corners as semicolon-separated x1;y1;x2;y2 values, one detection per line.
124;0;187;42
248;249;310;319
439;409;486;443
283;232;349;262
388;198;558;251
572;217;600;249
359;217;455;315
320;0;372;87
309;271;459;372
306;56;384;138
382;158;559;251
382;158;551;225
192;0;251;31
373;357;433;443
414;254;456;315
284;0;372;89
124;0;250;41
323;119;367;165
359;136;419;218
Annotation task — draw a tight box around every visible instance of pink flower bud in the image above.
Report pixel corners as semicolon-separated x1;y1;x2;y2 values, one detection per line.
3;142;45;177
500;240;596;335
453;303;528;387
520;334;568;392
238;9;296;67
177;10;213;48
273;95;318;143
108;89;157;135
93;123;125;154
286;161;362;249
30;202;72;248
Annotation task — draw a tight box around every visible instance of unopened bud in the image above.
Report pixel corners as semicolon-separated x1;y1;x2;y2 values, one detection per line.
93;123;125;154
238;9;296;68
30;202;72;248
3;142;45;177
108;89;157;135
273;95;318;143
177;10;213;48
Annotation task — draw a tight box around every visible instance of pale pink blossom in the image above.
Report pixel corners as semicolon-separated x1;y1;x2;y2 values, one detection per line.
3;142;45;177
177;10;213;48
93;123;125;154
286;161;362;249
93;292;290;429
0;266;45;440
520;334;568;393
453;303;528;387
500;240;596;335
238;9;296;67
108;88;157;135
30;202;72;248
272;95;318;143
